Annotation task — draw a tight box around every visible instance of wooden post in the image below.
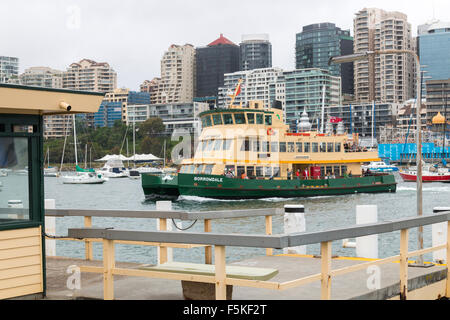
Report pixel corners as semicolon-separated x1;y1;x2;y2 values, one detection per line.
320;241;332;300
204;219;212;264
265;215;273;256
400;229;409;300
446;221;450;297
214;245;226;300
103;239;115;300
158;218;168;264
84;216;93;261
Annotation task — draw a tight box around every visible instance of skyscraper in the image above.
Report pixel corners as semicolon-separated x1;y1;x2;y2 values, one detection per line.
195;34;240;99
295;23;354;95
239;34;272;71
353;8;415;104
154;44;195;104
19;67;63;88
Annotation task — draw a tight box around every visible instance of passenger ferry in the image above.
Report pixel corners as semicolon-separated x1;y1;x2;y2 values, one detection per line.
141;90;396;200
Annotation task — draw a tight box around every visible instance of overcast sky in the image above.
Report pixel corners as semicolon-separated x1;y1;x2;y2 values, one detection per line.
1;0;448;90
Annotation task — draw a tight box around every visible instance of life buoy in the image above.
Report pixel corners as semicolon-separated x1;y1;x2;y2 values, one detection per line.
267;128;274;135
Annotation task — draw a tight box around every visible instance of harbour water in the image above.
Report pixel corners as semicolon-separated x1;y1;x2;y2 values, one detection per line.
43;172;450;264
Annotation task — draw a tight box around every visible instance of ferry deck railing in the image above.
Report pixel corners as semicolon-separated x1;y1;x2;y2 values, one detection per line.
67;210;450;300
45;207;283;263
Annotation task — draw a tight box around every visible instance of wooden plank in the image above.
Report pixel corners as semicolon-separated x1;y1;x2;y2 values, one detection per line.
158;218;168;264
215;245;226;300
204;219;212;264
265;215;273;256
112;267;216;284
0;236;40;250
320;241;332;300
0;228;40;241
399;229;408;300
330;255;401;277
80;266;103;273
0;255;41;271
279;273;322;290
103;239;115;300
407;244;447;258
46;237;205;248
0;274;41;290
0;283;42;300
225;278;280;290
0;265;41;280
0;245;41;260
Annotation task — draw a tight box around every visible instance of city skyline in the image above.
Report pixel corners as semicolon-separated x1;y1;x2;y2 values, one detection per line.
1;0;448;90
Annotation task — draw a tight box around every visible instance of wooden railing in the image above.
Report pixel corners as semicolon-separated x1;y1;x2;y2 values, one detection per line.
67;210;450;300
45;207;283;263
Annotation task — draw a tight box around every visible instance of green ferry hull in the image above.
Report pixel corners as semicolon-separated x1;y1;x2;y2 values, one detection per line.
142;173;396;200
141;173;180;200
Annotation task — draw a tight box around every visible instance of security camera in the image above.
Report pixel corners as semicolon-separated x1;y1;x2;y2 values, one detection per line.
59;101;72;111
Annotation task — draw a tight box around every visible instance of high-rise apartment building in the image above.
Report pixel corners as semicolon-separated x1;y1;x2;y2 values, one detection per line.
0;56;19;83
154;44;195;104
102;88;151;124
353;8;415;104
62;59;117;93
295;23;354;95
418;20;450;88
217;67;283;109
140;77;161;104
19;67;63;88
239;34;272;71
195;34;240;99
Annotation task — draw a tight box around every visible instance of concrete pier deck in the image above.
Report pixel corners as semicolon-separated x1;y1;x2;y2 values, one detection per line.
45;255;447;300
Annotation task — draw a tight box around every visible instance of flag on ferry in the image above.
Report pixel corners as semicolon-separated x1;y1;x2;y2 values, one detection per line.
233;81;242;97
330;116;342;123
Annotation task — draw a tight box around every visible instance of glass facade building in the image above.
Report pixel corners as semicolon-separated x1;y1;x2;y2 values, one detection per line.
239;34;272;71
295;23;353;95
94;101;123;128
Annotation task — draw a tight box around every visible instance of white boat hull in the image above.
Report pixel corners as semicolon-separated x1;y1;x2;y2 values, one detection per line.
62;172;106;184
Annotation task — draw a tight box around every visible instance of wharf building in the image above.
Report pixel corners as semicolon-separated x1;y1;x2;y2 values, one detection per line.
353;8;415;104
195;34;240;103
153;44;196;105
295;23;354;95
126;101;209;136
239;34;272;71
0;55;19;83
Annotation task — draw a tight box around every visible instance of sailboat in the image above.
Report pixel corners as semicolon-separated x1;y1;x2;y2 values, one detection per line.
44;147;59;177
62;115;106;184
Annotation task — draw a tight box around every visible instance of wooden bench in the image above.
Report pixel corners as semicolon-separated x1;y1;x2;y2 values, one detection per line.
139;261;279;300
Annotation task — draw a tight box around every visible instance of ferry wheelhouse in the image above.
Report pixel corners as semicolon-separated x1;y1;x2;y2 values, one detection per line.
142;98;397;200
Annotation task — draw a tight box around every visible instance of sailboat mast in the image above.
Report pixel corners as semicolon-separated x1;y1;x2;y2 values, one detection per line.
73;114;78;166
133;115;136;168
163;140;166;168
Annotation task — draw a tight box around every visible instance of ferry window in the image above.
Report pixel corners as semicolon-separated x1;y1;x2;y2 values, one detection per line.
223;113;233;125
273;167;280;177
261;141;269;152
320;166;325;177
247;166;255;178
213;114;223;125
205;116;212;127
341;165;347;175
241;138;251;151
237;166;245;177
204;165;214;175
247;113;255;124
279;142;287;152
201;140;208;151
256;114;264;124
205;140;214;151
225;165;235;175
195;164;205;174
335;143;341;152
223;139;232;150
327;143;334;153
256;166;263;177
180;165;187;173
201;117;208;128
264;167;272;177
304;142;310;152
320;142;326;152
312;142;319;153
213;139;222;151
252;139;260;152
187;165;195;173
334;166;340;176
296;142;303;152
288;142;295;152
265;115;272;126
326;166;333;175
234;113;246;124
270;142;278;152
